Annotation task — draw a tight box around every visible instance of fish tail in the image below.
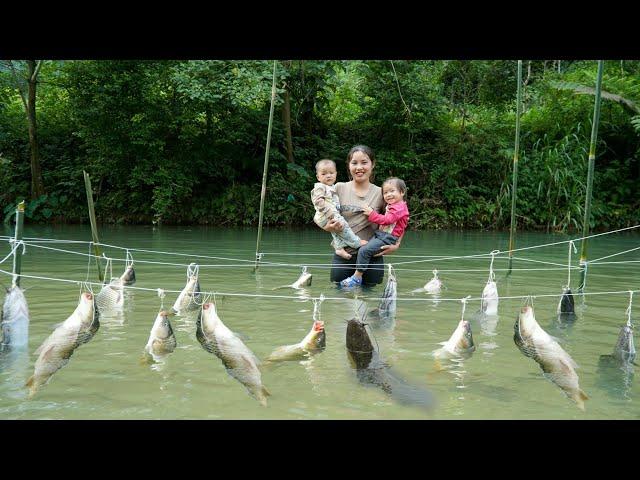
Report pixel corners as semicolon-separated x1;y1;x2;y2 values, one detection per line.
25;375;38;398
573;389;589;411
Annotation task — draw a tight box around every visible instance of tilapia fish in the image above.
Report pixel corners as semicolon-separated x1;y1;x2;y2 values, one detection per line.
96;277;124;312
424;272;442;294
433;319;475;361
481;280;499;316
172;275;202;315
196;303;270;406
120;264;136;286
514;305;588;410
1;285;30;349
346;317;436;411
144;310;176;360
26;292;100;397
291;271;312;289
600;320;636;367
266;320;326;362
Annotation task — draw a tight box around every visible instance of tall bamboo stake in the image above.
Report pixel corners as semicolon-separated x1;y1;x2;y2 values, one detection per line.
11;201;25;287
578;60;604;292
254;61;278;272
83;170;103;282
507;60;523;276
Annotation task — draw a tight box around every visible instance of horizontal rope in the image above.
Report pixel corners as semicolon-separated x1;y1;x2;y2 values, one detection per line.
589;245;640;264
1;266;637;304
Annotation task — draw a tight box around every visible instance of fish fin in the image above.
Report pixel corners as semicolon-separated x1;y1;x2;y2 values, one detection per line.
574;390;588;411
579;389;589;401
25;375;34;387
262;385;271;397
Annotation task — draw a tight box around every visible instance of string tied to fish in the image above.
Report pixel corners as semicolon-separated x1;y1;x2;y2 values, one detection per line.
626;290;634;328
126;249;134;269
565;240;577;289
487;250;499;283
460;295;472;321
157;288;166;310
187;262;199;279
312;293;325;322
102;254;114;284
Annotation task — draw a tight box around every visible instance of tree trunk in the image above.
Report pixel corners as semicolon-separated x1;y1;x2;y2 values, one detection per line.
283;86;294;165
27;60;45;199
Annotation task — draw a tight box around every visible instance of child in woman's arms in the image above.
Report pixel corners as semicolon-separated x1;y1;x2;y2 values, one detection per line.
340;177;408;288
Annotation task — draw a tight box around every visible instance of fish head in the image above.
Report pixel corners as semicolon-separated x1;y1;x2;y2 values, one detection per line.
346;318;373;369
310;320;326;350
515;305;537;339
151;310;174;340
77;292;97;326
614;324;636;364
457;320;475;351
200;302;221;334
346;318;373;354
120;265;136;285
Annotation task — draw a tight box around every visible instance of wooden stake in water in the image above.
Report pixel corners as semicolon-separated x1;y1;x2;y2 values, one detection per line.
83;170;104;282
11;201;25;287
578;61;604;293
507;60;523;276
254;61;278;272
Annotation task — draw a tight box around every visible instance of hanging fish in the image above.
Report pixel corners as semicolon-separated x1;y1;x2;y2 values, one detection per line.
1;284;30;350
424;270;442;294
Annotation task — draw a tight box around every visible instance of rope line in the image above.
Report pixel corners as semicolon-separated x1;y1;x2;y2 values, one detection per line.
1;266;637;304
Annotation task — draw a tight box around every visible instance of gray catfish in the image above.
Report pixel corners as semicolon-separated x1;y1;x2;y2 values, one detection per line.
346;317;436;411
514;305;588;410
26;292;100;397
266;320;326;362
196;302;270;406
1;285;30;350
144;310;176;360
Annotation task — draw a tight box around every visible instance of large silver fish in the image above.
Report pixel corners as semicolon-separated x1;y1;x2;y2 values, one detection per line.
514;305;588;410
433;319;475;361
196;302;270;406
266;320;326;362
172;275;201;315
144;310;176;360
26;292;99;397
1;285;30;350
346;316;436;412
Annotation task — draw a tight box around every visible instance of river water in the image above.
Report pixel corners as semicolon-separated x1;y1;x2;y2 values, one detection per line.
0;225;638;419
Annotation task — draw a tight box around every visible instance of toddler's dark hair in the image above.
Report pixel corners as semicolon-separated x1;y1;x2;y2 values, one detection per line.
383;177;407;196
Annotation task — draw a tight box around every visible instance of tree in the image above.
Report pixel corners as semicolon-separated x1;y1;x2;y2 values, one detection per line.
1;60;46;199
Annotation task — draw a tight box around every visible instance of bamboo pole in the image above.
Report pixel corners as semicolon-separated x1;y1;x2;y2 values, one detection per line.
254;61;278;272
507;60;523;276
11;201;25;287
83;170;104;282
578;60;604;292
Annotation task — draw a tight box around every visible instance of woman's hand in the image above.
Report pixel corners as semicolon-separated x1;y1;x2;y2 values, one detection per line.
374;242;400;257
323;217;344;233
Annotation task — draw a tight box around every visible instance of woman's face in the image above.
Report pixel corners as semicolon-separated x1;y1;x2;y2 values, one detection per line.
349;151;374;183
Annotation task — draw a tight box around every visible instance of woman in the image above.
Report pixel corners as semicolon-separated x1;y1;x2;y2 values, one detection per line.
323;145;401;286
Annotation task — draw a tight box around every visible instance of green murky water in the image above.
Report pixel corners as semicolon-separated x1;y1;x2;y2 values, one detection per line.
1;225;638;419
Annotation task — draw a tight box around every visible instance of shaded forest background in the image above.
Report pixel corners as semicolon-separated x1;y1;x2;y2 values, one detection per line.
1;60;639;232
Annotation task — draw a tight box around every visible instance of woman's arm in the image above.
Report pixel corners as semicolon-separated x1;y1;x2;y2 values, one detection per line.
323;217;343;233
373;235;402;257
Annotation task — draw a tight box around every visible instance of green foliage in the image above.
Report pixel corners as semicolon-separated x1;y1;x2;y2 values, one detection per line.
0;60;638;231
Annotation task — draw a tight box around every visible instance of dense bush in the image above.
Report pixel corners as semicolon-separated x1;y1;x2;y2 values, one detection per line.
1;60;638;232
